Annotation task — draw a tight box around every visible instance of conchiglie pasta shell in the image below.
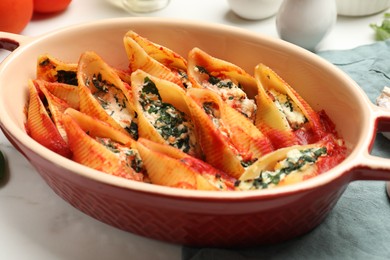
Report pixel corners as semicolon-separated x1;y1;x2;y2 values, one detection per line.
26;80;72;158
77;51;136;137
77;51;134;107
34;80;71;142
125;30;187;70
78;83;130;136
123;32;185;88
257;124;299;150
195;175;219;191
255;63;326;142
132;70;190;115
255;79;299;149
137;138;234;190
136;140;197;189
42;81;80;110
64;108;135;146
137;136;188;159
186;88;246;179
187;47;258;98
130;70;186;141
239;144;319;181
36;54;78;85
114;68;133;86
131;70;201;157
255;76;291;131
222;104;274;158
62;113;143;181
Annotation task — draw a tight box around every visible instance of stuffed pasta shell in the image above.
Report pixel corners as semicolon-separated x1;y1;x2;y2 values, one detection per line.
77;51;139;139
39;81;80;110
130;69;201;158
237;136;346;190
136;138;235;190
62;108;145;181
31;80;74;142
254;63;327;149
123;30;189;89
26;80;72;158
36;54;78;85
187;48;258;122
187;88;274;179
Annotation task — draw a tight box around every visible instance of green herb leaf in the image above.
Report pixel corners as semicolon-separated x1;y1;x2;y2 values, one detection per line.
370;13;390;41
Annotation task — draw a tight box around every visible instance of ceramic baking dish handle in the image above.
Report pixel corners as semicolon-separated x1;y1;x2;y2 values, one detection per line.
353;104;390;181
0;32;32;53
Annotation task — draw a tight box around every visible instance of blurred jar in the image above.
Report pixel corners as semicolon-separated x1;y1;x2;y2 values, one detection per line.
108;0;170;13
276;0;337;51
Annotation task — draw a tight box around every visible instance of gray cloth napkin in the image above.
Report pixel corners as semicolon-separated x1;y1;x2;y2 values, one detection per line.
182;40;390;260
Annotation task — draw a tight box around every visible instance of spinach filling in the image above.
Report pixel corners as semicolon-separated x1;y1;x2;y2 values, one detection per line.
140;77;192;153
240;158;258;168
125;119;139;140
196;65;238;89
236;147;327;189
57;70;78;86
97;138;144;173
91;73;114;92
38;58;78;86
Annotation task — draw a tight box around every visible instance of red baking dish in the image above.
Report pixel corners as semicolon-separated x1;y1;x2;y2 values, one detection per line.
1;18;390;247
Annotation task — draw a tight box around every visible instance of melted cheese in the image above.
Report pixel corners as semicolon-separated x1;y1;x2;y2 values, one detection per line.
94;87;133;128
96;137;144;173
194;66;257;121
269;89;307;130
236;147;326;190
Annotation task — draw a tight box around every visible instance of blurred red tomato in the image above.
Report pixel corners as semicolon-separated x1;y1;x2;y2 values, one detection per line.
0;0;33;33
33;0;72;13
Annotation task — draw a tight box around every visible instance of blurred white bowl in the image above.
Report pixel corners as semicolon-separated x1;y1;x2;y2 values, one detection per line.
336;0;390;16
227;0;283;20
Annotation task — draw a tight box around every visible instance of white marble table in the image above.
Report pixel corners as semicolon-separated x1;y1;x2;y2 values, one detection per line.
0;0;389;259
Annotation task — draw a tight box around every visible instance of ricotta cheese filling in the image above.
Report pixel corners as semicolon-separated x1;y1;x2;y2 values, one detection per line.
195;66;257;121
268;89;307;130
236;146;327;190
96;137;144;173
88;73;138;139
